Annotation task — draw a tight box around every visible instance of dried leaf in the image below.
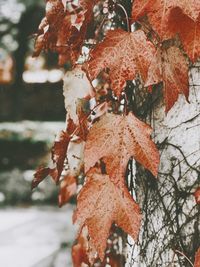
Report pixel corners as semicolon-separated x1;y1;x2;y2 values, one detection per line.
58;175;77;207
32;167;57;189
51;130;71;182
84;113;159;187
87;29;155;97
73;168;142;260
145;46;189;112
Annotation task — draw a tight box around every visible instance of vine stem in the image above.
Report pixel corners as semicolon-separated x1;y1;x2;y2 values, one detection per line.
174;250;194;267
116;3;130;32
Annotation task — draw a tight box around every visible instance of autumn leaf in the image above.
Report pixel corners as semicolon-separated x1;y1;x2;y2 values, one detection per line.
51;130;71;182
32;167;57;189
63;66;94;125
34;0;98;64
87;29;155;97
73;168;142;260
194;248;200;267
145;46;189;112
84;112;159;186
168;8;200;62
58;175;77;207
132;0;200;40
194;187;200;204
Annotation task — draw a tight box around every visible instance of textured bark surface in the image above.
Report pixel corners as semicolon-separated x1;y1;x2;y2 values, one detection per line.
126;63;200;267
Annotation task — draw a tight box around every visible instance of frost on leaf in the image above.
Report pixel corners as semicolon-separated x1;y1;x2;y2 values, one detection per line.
87;29;155;97
84;113;159;187
73;168;142;260
145;46;189;112
168;8;200;62
194;248;200;267
132;0;200;40
63;66;94;125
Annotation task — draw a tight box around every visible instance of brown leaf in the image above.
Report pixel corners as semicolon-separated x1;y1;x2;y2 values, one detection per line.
84;112;159;187
51;130;71;182
73;168;142;260
145;46;189;112
168;8;200;62
32;167;57;189
87;29;155;97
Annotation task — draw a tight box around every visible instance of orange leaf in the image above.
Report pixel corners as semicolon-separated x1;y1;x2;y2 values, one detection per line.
73;168;142;260
194;248;200;267
84;113;159;187
87;29;155;97
145;46;189;112
132;0;200;40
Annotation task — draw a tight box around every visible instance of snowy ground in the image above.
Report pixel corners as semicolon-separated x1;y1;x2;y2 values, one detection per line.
0;205;76;267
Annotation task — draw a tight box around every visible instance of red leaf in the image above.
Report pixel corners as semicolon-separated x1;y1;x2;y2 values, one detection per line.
73;168;142;260
145;46;189;112
58;175;77;207
194;248;200;267
168;8;200;62
87;29;155;97
72;227;90;267
132;0;200;40
34;0;98;64
51;130;71;182
194;187;200;204
73;168;141;260
32;167;57;189
84;112;159;187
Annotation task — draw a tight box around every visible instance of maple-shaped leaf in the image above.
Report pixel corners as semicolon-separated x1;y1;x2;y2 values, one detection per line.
168;8;200;62
51;130;71;182
32;167;57;189
34;0;98;64
84;112;159;186
73;168;142;260
145;46;189;112
194;187;200;204
63;66;94;125
58;175;77;207
194;248;200;267
132;0;200;40
87;29;155;97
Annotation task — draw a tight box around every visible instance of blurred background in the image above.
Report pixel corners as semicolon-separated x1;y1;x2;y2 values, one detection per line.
0;0;75;266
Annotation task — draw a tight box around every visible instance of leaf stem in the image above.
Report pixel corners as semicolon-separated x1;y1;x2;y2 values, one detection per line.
174;250;194;267
116;3;130;32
